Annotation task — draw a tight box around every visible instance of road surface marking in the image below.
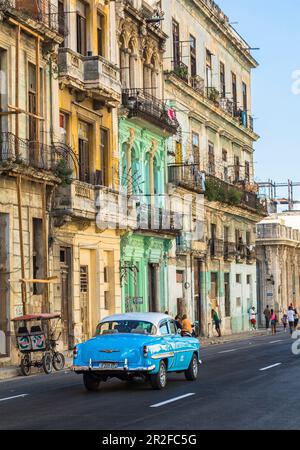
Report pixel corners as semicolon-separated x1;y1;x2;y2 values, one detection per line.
150;393;195;408
269;340;283;344
0;394;28;402
218;348;238;354
260;363;282;372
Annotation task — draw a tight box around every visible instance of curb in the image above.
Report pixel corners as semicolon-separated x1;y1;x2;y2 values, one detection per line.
0;367;20;380
200;329;271;347
0;357;73;381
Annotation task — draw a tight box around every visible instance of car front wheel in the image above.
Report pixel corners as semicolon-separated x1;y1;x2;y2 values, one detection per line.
185;353;199;381
150;360;167;390
83;373;101;391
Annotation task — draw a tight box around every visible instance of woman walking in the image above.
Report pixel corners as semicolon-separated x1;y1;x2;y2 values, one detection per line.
270;309;277;335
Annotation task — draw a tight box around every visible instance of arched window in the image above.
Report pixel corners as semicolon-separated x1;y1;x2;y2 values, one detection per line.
131;147;141;195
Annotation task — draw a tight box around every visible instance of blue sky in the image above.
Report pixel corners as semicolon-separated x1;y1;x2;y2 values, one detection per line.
218;0;300;185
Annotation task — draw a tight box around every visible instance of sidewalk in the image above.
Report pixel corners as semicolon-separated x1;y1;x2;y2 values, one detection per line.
200;327;276;347
0;356;73;381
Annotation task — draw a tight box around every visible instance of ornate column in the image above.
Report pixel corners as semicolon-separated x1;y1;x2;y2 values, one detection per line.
126;128;135;196
149;140;158;201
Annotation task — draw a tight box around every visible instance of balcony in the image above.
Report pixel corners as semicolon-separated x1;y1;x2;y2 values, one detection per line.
122;89;179;135
176;236;191;255
53;180;125;226
0;131;60;174
58;49;121;106
136;202;183;233
170;61;189;83
209;238;224;259
168;164;205;194
165;63;256;133
224;241;237;261
0;0;67;38
205;174;267;213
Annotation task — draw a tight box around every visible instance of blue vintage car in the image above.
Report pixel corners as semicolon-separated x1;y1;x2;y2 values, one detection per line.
72;313;201;391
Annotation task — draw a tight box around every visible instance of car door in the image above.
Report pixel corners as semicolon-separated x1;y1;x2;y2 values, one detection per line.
159;320;176;370
173;322;192;370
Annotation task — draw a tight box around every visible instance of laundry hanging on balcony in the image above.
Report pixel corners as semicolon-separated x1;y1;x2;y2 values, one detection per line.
167;108;175;122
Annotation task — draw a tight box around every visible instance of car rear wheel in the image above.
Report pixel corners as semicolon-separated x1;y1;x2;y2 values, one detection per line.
83;373;101;391
150;360;167;390
185;353;199;381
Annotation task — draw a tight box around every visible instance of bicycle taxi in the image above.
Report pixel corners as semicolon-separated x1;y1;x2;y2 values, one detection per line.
12;313;65;376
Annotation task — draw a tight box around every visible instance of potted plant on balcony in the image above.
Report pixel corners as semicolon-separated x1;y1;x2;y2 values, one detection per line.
174;64;188;81
54;158;73;186
208;87;220;105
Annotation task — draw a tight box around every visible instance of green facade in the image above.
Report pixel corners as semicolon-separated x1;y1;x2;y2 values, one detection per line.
119;118;172;313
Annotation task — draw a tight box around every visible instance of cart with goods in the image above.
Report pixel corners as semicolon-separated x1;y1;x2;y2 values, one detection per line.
12;313;65;376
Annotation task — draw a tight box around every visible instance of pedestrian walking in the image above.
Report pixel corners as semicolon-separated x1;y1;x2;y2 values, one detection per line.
294;308;299;330
287;306;295;335
249;306;257;330
263;305;271;329
282;313;288;332
211;309;221;337
270;309;277;335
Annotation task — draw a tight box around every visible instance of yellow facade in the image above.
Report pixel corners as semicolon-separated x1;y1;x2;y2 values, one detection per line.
52;0;122;348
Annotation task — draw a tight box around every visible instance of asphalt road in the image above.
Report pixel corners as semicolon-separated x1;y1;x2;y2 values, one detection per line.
0;330;299;430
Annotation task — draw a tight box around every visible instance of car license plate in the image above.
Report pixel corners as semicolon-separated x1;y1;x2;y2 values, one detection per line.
99;362;118;369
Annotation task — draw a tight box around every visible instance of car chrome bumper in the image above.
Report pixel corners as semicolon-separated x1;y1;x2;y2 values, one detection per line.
71;364;156;373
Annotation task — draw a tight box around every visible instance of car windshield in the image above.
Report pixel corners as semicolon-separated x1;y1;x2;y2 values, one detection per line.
96;320;156;336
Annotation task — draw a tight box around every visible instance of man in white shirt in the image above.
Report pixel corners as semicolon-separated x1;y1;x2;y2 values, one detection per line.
287;306;295;335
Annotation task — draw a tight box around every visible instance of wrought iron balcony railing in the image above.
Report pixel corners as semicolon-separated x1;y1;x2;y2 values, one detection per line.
223;242;237;261
0;131;58;171
0;0;67;36
168;164;205;193
122;89;179;134
209;238;224;258
136;202;183;233
205;174;267;213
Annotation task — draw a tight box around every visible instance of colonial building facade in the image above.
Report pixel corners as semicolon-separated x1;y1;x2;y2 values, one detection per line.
256;213;300;325
116;0;180;314
52;0;122;347
161;0;266;335
0;0;268;366
0;0;64;360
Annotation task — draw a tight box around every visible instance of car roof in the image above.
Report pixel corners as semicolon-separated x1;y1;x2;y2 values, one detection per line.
99;313;172;327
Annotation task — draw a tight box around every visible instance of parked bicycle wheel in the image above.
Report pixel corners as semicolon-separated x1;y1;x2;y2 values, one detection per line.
52;352;65;371
20;354;31;376
42;352;52;374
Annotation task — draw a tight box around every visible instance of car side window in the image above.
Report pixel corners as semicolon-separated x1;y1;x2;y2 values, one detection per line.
159;321;169;335
168;320;177;335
